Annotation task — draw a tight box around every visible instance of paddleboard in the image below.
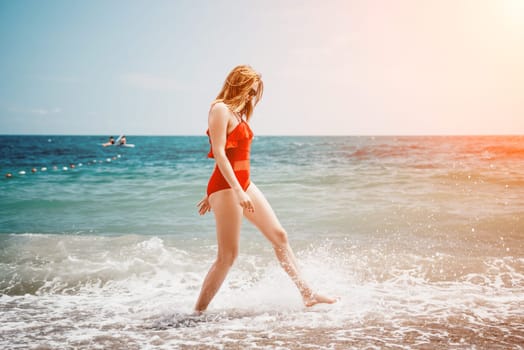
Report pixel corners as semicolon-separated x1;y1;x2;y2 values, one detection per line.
101;135;134;147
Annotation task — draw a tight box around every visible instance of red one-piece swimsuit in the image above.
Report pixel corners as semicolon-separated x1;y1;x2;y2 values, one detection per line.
206;120;254;196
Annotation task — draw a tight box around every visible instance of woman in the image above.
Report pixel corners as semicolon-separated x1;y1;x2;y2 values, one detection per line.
195;65;336;312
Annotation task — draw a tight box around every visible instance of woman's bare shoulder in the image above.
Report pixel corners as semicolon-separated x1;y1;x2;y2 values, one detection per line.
209;102;230;123
210;101;229;114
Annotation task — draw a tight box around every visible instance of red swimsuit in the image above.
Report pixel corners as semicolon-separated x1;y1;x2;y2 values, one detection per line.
206;120;254;196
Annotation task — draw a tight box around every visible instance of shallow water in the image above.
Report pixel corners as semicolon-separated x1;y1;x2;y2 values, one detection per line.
1;135;523;349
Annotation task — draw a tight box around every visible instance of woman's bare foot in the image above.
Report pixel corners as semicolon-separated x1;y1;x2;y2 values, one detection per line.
304;293;338;307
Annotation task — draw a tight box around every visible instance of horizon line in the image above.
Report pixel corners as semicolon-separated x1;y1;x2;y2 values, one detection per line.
1;133;523;137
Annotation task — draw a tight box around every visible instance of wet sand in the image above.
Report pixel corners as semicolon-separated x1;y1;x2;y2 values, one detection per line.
9;314;522;349
165;317;524;350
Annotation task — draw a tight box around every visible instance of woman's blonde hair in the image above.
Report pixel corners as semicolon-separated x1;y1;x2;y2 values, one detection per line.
213;65;264;121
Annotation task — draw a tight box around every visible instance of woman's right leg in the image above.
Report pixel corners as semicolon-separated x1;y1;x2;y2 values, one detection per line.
194;189;243;312
244;183;336;307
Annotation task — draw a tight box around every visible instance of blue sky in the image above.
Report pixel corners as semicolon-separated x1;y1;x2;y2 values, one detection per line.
1;0;523;135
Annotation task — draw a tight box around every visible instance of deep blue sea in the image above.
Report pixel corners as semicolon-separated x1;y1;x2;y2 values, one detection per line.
1;135;523;349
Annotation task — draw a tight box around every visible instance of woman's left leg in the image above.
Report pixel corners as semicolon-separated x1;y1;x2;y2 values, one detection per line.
194;189;243;312
244;183;336;307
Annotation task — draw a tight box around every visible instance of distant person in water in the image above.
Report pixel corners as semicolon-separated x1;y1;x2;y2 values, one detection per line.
119;135;127;145
195;65;337;313
102;136;115;147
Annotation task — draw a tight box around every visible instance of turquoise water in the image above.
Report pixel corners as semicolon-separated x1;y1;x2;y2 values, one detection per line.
1;135;523;349
1;135;211;234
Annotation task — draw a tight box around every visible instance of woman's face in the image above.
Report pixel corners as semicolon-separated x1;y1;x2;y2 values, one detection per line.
246;81;259;103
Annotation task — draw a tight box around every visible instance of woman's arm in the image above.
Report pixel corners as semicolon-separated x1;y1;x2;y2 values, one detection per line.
208;103;254;212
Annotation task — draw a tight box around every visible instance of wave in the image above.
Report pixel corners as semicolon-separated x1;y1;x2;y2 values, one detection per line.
483;145;524;159
1;234;523;348
431;169;524;187
2;234;522;296
340;136;524;165
0;235;197;295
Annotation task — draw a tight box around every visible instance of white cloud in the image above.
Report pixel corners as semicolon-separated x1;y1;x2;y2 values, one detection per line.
35;75;80;83
121;73;184;91
8;106;62;115
30;107;62;115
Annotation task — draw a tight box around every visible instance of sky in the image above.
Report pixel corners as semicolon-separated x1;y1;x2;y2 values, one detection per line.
0;0;523;135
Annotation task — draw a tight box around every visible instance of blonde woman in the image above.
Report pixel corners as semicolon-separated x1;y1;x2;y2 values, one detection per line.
195;65;336;312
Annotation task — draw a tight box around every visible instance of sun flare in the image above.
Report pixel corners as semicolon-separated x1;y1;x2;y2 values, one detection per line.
503;0;524;28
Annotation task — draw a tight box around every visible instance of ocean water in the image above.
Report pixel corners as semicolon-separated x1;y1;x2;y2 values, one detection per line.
0;135;523;349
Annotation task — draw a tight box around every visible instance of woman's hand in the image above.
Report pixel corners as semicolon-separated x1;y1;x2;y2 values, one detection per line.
197;195;211;215
235;189;255;213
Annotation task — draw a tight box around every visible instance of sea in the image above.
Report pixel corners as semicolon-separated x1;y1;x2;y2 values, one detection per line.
0;135;523;349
